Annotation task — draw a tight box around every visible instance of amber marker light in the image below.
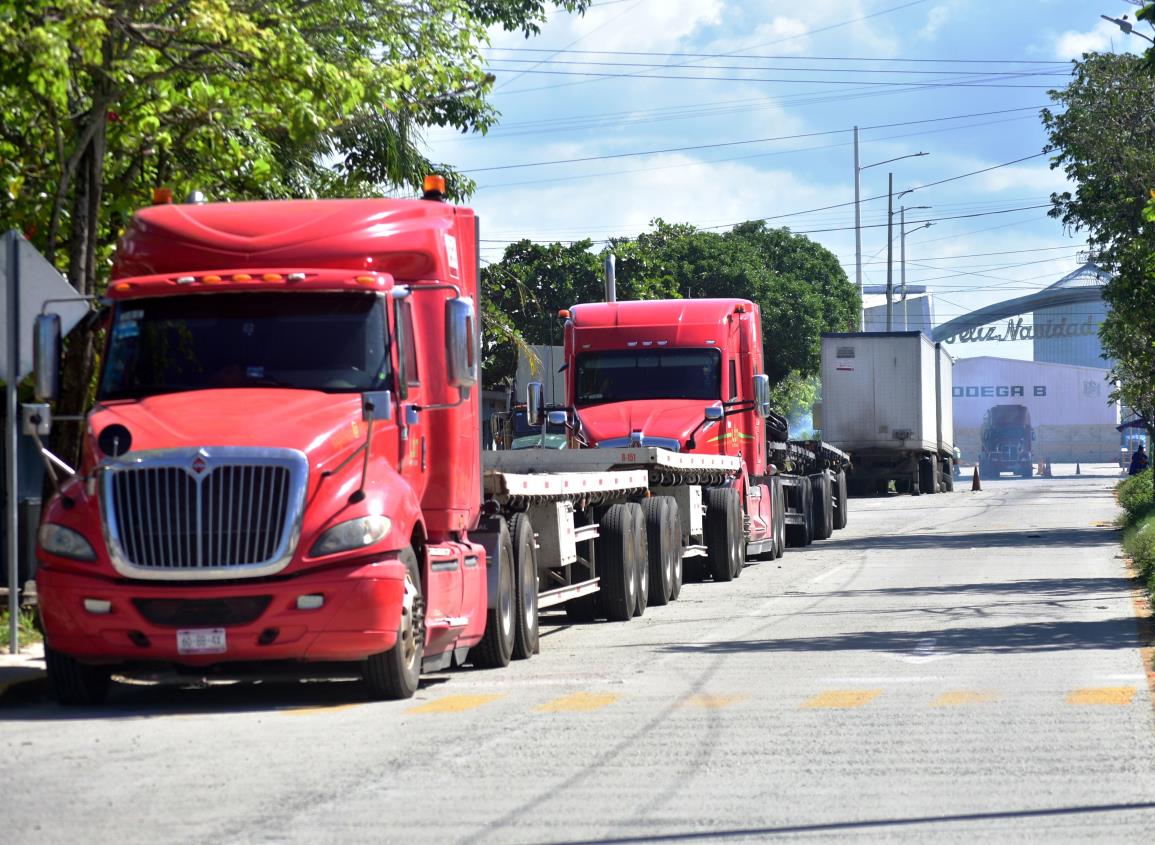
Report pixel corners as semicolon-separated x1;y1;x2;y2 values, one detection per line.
558;309;571;319
262;273;283;282
232;273;252;282
355;275;377;286
113;282;131;292
203;275;223;284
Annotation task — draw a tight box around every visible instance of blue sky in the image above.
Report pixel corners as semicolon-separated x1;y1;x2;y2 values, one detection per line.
424;1;1148;361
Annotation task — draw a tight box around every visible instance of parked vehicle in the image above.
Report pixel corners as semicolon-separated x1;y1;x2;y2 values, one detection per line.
820;332;955;496
488;297;849;602
979;404;1035;479
24;183;659;704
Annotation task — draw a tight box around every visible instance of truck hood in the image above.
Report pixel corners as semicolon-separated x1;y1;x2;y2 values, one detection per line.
89;389;366;469
577;399;717;450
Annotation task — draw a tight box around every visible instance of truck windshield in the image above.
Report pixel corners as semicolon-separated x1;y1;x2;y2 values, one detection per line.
575;349;721;406
99;292;390;399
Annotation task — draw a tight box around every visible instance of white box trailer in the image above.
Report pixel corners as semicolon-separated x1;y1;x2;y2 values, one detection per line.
821;332;956;495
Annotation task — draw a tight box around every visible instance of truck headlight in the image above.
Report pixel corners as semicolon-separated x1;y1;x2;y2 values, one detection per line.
310;515;392;557
39;524;97;561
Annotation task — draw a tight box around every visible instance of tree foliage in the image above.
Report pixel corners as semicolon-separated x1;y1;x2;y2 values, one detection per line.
0;0;587;459
1043;51;1155;453
482;220;858;413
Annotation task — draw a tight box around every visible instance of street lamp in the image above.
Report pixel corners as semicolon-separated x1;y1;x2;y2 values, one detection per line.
1100;13;1155;44
899;206;932;331
853;128;927;330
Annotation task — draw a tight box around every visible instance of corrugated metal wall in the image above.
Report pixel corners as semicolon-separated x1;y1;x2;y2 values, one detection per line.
1032;300;1110;369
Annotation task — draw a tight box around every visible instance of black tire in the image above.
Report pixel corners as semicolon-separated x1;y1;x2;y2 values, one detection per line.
706;486;744;582
832;469;848;530
644;497;680;606
471;525;516;668
45;647;112;706
810;472;834;541
773;476;786;558
364;546;425;699
596;503;638;622
509;513;539;660
630;504;649;617
784;479;806;548
919;457;937;495
802;477;815;545
565;584;600;623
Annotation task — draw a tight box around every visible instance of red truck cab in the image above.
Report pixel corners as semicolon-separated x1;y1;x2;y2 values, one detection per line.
33;194;506;703
563;298;781;564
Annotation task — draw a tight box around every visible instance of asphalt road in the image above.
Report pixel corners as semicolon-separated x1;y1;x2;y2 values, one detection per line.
4;464;1155;844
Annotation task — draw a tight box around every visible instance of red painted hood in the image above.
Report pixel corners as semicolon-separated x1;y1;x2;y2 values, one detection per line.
577;399;719;449
88;389;367;470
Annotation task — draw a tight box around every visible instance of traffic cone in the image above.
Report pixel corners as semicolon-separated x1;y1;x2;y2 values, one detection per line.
971;466;981;491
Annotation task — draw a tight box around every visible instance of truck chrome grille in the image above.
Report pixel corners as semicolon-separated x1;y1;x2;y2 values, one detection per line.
102;447;308;580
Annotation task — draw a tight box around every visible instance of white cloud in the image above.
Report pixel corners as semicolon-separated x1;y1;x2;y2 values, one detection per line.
1051;17;1148;59
917;5;952;42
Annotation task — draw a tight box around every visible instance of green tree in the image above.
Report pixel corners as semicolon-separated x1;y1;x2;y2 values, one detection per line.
481;219;859;413
1042;51;1155;478
0;0;587;459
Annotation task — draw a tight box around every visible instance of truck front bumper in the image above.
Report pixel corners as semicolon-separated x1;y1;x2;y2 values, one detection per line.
37;558;408;667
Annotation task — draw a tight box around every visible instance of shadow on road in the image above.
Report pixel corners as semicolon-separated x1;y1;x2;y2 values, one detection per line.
542;801;1155;844
821;526;1117;552
660;615;1141;656
820;575;1134;599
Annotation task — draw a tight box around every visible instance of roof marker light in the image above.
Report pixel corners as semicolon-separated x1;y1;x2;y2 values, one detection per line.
203;275;223;284
262;273;283;282
287;273;306;282
232;273;252;282
627;341;639;347
581;344;591;349
114;282;131;292
706;339;717;345
642;341;653;346
176;276;195;285
355;275;377;285
657;340;668;346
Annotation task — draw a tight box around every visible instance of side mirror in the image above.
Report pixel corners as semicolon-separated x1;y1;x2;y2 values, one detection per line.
526;382;545;425
34;313;62;401
704;405;724;422
445;297;478;391
546;410;567;427
752;374;770;419
362;390;394;422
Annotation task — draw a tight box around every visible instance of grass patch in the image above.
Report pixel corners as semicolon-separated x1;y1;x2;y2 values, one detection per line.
0;608;41;651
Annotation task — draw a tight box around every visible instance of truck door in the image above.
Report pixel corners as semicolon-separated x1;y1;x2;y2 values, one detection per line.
394;297;463;624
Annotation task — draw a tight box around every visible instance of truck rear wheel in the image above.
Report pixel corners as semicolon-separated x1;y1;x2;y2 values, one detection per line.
810;472;834;541
596;503;639;622
802;477;815;545
644;496;680;606
364;546;425;699
471;527;516;668
832;470;848;530
706;487;744;582
45;647;112;706
919;457;937;495
509;513;539;660
772;476;786;558
630;504;649;617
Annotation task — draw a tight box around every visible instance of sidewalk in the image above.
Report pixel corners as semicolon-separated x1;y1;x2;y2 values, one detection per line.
0;642;46;699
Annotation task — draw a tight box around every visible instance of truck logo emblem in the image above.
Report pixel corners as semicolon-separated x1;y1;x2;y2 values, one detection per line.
191;454;208;475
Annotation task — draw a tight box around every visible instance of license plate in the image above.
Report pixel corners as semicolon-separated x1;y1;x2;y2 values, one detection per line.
177;628;227;655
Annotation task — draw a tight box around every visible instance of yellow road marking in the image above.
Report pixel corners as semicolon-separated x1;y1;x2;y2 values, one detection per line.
280;703;365;716
682;694;750;710
407;694;504;714
1067;687;1136;705
535;692;619;713
803;690;881;709
932;691;997;708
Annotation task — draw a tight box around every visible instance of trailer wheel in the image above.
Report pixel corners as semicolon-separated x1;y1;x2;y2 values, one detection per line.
471;528;516;668
564;581;600;623
509;513;539;660
772;476;786;558
802;476;816;545
364;545;425;699
644;496;680;606
45;647;112;706
810;472;834;541
919;457;937;495
630;504;649;617
706;487;744;582
596;503;639;622
832;470;848;530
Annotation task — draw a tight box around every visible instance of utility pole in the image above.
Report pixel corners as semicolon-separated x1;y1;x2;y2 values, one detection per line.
853;127;863;331
886;172;894;332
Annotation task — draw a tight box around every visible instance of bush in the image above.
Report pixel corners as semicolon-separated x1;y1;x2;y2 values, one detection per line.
1118;467;1153;524
1126;513;1155;586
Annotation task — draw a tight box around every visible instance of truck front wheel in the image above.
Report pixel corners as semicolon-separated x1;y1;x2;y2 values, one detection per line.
45;647;112;706
706;487;745;582
509;513;539;660
364;546;425;700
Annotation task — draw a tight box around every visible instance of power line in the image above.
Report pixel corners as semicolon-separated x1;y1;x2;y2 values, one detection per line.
465;107;1047;173
490;57;1071;78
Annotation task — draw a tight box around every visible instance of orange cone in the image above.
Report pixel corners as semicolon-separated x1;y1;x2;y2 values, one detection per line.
971;466;981;491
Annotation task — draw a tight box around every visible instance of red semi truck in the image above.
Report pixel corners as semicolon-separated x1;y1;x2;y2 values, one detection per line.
25;185;652;704
487;297;850;591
